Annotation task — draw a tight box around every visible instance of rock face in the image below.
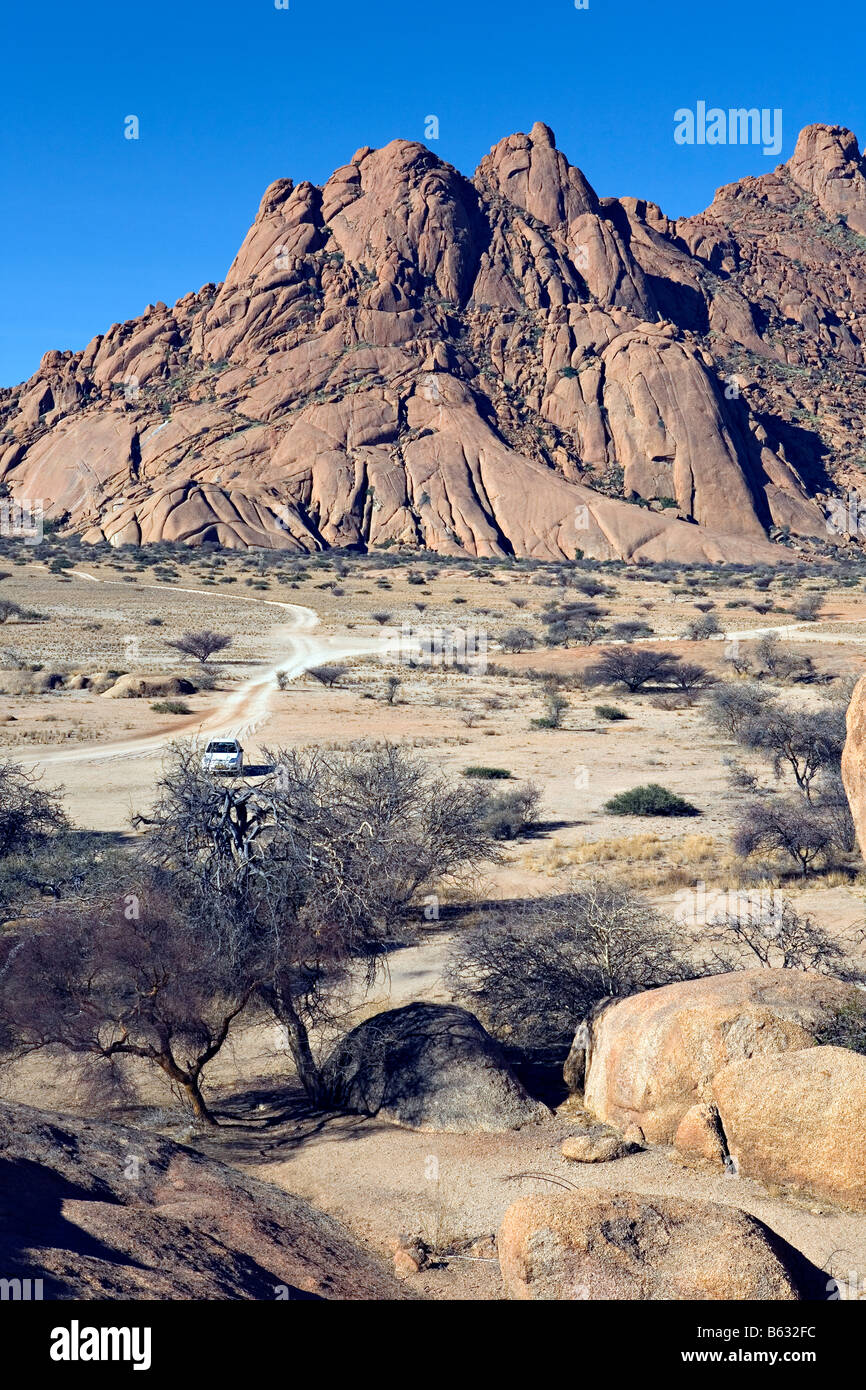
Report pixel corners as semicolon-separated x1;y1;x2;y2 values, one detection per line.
497;1192;823;1300
322;1002;549;1132
2;122;866;560
712;1046;866;1211
575;969;856;1142
0;1101;408;1299
842;673;866;856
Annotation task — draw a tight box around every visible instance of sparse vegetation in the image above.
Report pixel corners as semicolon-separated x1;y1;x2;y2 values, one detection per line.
594;704;628;721
166;629;233;665
605;784;700;817
447;879;691;1050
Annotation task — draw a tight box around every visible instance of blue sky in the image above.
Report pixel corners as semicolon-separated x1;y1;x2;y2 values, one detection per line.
2;0;864;387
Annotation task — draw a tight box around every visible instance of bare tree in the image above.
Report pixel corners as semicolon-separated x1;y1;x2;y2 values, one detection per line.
543;602;608;647
0;759;68;857
792;592;825;623
733;797;833;876
754;631;785;676
706;683;773;738
135;742;499;1101
705;898;862;978
0;891;256;1123
501;626;536;653
585;646;682;693
815;771;859;854
166;630;232;665
740;703;846;801
684;613;722;640
447;880;691;1051
669;661;715;693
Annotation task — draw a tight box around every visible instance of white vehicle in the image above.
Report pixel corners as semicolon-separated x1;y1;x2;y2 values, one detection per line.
201;738;244;774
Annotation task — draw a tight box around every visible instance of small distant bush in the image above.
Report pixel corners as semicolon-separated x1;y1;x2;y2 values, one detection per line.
500;626;536;653
595;704;628;721
605;783;700;817
481;783;542;840
307;664;347;687
151;700;191;715
531;691;569;729
792;592;825;623
463;766;513;780
0;600;23;624
684;613;722;641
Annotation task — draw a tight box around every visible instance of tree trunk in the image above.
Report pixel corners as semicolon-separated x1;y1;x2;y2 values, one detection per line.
158;1055;217;1125
272;989;327;1105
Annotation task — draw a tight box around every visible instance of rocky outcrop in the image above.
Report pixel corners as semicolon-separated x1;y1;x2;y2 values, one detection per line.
573;969;857;1142
0;1101;408;1299
712;1046;866;1211
842;673;866;856
101;673;197;699
2;123;865;560
322;1002;549;1132
497;1192;824;1300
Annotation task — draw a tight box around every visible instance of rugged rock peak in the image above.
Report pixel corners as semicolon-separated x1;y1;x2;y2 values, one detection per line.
475;121;599;229
1;122;864;559
787;123;866;234
321;138;483;305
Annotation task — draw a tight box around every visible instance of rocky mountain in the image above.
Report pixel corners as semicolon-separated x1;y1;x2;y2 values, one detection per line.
2;121;865;562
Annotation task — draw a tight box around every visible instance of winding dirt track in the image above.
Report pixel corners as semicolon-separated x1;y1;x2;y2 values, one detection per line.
19;571;866;772
21;571;397;768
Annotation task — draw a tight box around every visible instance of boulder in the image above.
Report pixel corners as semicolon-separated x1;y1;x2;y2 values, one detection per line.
0;669;66;695
575;969;856;1142
560;1128;634;1163
102;673;197;699
842;672;866;857
497;1191;823;1300
322;1002;549;1132
674;1102;728;1164
0;1100;408;1300
712;1046;866;1211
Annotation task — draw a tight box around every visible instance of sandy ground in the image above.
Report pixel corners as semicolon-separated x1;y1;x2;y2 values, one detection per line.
3;546;866;1297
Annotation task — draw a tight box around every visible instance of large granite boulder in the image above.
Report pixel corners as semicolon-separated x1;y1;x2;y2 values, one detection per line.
498;1191;824;1300
712;1045;866;1212
323;1002;549;1132
571;969;856;1142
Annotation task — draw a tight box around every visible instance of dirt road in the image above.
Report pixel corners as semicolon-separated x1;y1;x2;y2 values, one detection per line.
21;571;397;768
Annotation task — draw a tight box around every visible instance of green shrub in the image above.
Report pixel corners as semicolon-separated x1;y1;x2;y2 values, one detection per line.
595;704;628;721
605;783;699;817
463;766;513;780
150;699;191;715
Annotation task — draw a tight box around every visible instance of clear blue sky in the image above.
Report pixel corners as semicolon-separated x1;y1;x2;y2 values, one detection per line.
2;0;864;387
